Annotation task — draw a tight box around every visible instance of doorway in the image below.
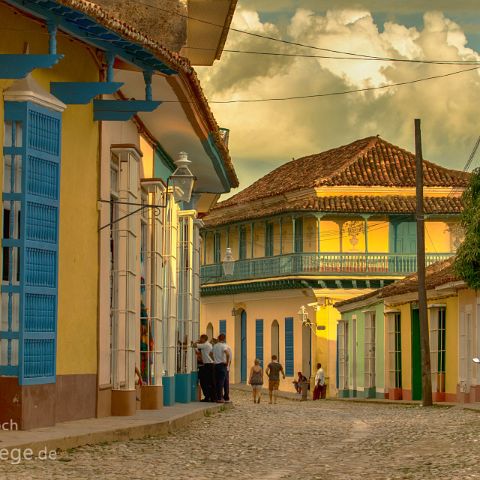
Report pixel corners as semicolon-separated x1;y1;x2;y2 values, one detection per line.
364;313;376;397
241;310;247;383
302;322;312;378
411;308;422;400
352;318;357;394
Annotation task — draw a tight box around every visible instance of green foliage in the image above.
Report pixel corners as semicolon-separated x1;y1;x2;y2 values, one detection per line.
454;167;480;288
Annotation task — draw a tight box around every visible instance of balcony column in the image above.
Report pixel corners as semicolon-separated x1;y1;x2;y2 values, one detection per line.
315;214;324;253
203;231;207;265
279;217;283;255
226;226;230;248
361;215;370;253
292;216;296;253
250;222;254;259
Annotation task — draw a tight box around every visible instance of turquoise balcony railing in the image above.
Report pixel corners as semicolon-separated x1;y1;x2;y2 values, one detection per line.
200;252;453;284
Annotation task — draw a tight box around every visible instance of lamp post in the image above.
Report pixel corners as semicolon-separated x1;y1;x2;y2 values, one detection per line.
170;151;196;203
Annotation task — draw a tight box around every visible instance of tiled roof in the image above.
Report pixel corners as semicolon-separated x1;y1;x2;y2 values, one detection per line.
378;257;458;298
216;136;466;208
334;257;458;309
52;0;238;188
203;195;463;227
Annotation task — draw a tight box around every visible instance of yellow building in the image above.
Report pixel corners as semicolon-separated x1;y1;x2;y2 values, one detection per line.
0;0;237;428
200;136;468;393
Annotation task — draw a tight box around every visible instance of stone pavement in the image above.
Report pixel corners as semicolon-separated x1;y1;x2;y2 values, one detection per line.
2;389;480;479
0;401;227;455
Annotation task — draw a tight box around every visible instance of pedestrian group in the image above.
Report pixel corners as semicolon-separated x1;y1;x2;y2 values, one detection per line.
194;334;327;403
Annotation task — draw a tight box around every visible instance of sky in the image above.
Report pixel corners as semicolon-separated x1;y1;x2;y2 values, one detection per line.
196;1;480;197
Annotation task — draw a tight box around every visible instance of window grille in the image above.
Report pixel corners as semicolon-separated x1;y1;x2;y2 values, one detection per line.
285;317;294;376
364;313;376;389
337;320;347;390
177;212;194;374
459;310;473;392
430;307;446;393
265;223;274;257
1;102;61;385
192;220;202;367
213;232;221;264
239;226;246;260
387;313;402;389
110;149;139;391
163;193;178;377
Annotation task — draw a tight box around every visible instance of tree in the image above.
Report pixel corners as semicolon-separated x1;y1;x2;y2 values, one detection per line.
454;167;480;288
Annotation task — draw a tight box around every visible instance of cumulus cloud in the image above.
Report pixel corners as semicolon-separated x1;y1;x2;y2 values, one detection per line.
196;8;480;196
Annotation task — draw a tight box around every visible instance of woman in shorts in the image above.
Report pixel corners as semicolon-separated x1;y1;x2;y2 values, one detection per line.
248;358;264;404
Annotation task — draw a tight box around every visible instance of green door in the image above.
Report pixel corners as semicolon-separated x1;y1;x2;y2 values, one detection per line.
411;308;422;400
395;221;417;253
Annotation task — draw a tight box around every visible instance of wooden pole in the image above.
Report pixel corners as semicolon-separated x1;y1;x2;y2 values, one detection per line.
415;118;433;407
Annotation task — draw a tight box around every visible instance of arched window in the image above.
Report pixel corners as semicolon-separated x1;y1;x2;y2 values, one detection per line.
271;320;280;360
206;322;214;341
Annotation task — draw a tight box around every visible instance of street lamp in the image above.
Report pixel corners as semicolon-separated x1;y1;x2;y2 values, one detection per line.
170;152;196;203
473;357;480;364
222;247;235;276
298;305;317;333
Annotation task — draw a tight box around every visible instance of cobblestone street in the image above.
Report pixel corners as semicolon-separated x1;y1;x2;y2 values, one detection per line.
2;391;480;480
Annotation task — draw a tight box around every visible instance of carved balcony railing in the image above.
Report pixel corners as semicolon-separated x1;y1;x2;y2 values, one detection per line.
200;252;453;284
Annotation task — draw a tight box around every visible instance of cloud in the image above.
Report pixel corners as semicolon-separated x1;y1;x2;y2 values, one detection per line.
196;8;480;197
239;0;480;15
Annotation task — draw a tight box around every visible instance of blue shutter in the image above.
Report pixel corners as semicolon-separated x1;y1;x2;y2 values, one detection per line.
219;319;226;336
213;232;221;264
2;102;61;385
265;223;274;257
239;226;246;260
285;317;294;376
255;319;263;365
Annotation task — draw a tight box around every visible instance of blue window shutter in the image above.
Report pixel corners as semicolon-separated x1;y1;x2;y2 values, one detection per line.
213;232;221;263
239;227;246;260
285;317;294;376
255;319;263;365
2;102;61;385
219;319;226;336
265;223;274;257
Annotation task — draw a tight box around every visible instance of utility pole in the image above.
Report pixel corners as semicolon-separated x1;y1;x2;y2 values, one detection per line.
415;118;433;407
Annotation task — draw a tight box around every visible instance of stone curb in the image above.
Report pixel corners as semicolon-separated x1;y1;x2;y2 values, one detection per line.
1;404;231;455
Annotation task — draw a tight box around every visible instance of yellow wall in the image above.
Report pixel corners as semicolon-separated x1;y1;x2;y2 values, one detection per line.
201;289;317;392
140;136;154;179
425;221;451;253
320;220;340;252
367;217;389;253
254;223;265;258
0;6;99;375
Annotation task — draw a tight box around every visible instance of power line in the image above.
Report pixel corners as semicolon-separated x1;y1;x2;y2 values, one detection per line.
185;46;480;66
197;66;479;104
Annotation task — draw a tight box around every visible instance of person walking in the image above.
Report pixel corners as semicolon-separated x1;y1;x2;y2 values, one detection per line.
266;355;285;404
223;340;233;402
248;359;264;404
313;363;326;400
212;333;230;403
193;334;215;402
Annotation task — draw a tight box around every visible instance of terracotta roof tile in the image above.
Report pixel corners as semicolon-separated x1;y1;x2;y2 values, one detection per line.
204;195;463;228
334;257;458;309
53;0;238;188
217;136;466;208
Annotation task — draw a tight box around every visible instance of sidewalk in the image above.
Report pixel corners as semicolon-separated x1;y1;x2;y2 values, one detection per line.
230;384;480;411
0;402;229;455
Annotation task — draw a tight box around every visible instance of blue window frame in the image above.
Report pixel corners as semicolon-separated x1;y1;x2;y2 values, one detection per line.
285;317;294;376
219;319;226;337
255;319;263;365
239;226;247;260
265;223;274;257
0;101;61;385
213;232;221;264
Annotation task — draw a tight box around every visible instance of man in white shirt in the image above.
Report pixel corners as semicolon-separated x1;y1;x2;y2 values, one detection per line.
313;363;326;400
223;341;233;402
212;333;230;403
194;334;215;402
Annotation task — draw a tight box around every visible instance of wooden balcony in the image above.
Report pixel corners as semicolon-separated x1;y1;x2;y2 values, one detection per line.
200;252;453;284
